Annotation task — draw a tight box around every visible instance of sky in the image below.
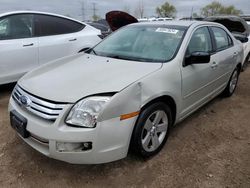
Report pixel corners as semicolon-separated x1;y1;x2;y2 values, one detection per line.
0;0;249;21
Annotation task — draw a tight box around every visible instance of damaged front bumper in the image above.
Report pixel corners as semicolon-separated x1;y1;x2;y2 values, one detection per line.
8;96;138;164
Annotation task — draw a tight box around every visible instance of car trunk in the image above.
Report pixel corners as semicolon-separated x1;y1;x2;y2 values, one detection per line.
204;16;250;37
105;11;138;31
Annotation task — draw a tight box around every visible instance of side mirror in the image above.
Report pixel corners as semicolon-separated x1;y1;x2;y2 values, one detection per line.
185;52;211;66
235;35;249;43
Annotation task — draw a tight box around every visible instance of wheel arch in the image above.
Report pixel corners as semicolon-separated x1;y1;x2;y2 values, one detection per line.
237;62;242;72
141;95;177;125
242;52;250;71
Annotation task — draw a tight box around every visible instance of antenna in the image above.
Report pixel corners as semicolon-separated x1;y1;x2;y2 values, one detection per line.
190;7;193;20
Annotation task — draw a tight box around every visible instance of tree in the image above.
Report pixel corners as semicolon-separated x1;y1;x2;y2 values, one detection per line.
134;0;145;18
123;5;131;14
92;15;101;21
223;5;243;15
192;13;199;18
156;2;176;18
201;1;242;17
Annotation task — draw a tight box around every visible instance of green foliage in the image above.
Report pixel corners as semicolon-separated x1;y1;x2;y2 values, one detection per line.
192;13;199;18
156;2;176;18
201;1;243;17
92;15;101;21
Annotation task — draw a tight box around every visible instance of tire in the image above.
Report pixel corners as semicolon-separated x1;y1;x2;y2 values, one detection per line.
130;102;173;158
222;67;240;97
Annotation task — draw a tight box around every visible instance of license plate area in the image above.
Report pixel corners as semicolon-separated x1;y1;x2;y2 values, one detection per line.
10;110;29;138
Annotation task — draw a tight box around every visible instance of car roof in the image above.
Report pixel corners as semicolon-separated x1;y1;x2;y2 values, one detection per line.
0;11;84;25
132;20;220;27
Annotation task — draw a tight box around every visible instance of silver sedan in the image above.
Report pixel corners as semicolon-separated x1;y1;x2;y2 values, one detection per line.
9;21;244;164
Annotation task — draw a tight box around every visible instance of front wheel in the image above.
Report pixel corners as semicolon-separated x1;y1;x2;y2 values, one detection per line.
222;67;240;97
130;102;173;158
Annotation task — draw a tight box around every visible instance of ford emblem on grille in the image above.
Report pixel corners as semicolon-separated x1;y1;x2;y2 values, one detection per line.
19;95;31;107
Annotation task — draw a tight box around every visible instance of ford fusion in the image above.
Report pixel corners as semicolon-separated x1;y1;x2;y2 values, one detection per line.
9;21;243;164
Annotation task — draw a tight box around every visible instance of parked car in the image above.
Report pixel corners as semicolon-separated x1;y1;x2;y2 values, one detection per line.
204;16;250;70
156;17;173;21
240;15;250;26
138;18;149;22
179;17;204;21
88;22;111;38
0;11;102;85
9;21;243;164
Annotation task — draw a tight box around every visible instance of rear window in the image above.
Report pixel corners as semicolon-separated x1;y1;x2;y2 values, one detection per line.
0;14;33;40
35;15;84;36
211;27;232;51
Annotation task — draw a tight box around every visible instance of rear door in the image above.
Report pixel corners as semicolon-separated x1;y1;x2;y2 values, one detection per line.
209;26;236;87
34;14;85;65
0;14;38;84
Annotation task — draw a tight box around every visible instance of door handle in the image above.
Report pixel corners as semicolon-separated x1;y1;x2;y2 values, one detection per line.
211;62;218;69
69;38;77;42
23;43;34;47
233;52;238;57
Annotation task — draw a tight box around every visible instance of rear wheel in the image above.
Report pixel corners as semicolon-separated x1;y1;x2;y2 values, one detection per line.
242;53;250;72
222;67;240;97
130;102;173;158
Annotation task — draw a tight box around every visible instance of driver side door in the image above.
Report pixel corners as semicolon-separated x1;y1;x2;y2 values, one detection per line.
180;26;217;118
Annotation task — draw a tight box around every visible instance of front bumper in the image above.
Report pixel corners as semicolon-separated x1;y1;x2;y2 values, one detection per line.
9;97;138;164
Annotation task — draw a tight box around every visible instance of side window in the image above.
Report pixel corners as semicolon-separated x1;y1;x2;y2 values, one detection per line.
0;14;33;40
35;15;84;36
211;27;232;51
186;27;212;55
227;34;233;46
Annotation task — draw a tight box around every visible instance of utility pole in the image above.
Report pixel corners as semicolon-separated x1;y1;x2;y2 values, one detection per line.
81;1;85;21
92;2;98;21
190;7;193;20
93;3;97;17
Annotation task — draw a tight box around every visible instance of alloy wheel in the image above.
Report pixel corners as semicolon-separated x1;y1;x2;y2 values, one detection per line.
141;110;168;152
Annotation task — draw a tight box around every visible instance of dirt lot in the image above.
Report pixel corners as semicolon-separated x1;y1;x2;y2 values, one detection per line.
0;69;250;188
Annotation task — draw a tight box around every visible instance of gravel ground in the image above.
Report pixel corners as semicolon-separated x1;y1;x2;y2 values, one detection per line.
0;68;250;188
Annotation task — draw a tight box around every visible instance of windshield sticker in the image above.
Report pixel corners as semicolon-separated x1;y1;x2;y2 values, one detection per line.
155;28;179;34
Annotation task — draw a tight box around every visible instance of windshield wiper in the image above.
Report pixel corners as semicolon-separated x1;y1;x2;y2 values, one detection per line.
106;54;163;62
91;49;98;55
106;54;132;61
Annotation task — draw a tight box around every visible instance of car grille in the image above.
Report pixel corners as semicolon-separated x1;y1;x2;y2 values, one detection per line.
12;85;68;121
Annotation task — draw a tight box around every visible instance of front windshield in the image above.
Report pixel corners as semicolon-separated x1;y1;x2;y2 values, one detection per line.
91;24;187;62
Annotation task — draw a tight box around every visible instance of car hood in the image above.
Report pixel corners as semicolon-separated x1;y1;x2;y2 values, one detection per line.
19;54;162;103
204;16;250;37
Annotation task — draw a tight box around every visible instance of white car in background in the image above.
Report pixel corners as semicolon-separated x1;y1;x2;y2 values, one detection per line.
0;11;102;85
156;17;173;21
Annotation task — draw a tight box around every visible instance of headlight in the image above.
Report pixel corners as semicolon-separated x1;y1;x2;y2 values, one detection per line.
66;96;111;128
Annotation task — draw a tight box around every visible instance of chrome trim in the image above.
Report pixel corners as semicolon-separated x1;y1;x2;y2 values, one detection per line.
30;133;49;146
12;85;67;121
